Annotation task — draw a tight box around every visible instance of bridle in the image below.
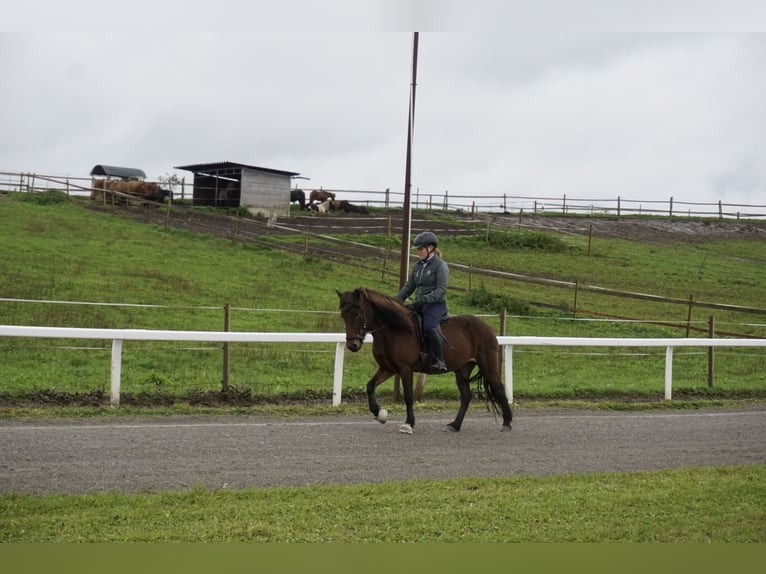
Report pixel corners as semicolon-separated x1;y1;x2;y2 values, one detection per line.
344;307;385;344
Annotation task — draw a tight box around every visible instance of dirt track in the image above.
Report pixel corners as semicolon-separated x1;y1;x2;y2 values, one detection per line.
84;200;766;245
1;406;764;494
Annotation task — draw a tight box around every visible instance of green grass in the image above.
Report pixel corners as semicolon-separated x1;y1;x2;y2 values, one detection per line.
1;192;765;405
1;464;763;542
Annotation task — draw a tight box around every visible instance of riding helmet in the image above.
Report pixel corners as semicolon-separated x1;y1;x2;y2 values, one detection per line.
413;231;438;248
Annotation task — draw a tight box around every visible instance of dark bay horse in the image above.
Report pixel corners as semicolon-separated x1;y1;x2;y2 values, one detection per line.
290;189;306;210
337;287;512;434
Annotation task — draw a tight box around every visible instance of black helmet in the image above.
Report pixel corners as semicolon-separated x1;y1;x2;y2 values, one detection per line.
413;231;438;248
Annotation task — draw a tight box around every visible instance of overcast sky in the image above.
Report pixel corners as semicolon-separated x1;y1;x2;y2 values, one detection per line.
2;2;765;209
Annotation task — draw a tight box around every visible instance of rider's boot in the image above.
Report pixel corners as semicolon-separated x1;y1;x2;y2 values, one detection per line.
426;328;448;373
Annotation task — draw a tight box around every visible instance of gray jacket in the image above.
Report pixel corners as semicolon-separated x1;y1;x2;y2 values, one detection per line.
395;255;449;305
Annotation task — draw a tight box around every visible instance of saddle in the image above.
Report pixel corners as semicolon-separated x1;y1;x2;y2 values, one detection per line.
410;308;450;361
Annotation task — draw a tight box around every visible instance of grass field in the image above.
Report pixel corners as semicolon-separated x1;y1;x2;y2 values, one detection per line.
2;464;764;542
1;191;765;406
1;191;765;545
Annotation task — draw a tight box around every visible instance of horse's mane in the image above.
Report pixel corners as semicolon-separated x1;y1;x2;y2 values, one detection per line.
357;287;415;334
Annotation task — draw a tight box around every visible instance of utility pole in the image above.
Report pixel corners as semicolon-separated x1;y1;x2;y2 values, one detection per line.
399;32;419;288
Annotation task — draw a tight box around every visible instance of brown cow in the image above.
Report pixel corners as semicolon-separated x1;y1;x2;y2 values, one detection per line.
90;179;170;204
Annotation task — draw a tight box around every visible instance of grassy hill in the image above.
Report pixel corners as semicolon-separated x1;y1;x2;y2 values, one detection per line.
1;191;764;407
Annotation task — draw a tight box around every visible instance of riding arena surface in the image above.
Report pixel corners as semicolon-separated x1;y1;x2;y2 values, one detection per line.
1;406;764;494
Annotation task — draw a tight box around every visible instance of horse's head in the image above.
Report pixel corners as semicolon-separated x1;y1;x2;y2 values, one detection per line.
337;287;414;352
337;288;368;352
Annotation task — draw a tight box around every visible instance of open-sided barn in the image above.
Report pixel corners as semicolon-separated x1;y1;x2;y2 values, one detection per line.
90;164;147;180
174;161;300;216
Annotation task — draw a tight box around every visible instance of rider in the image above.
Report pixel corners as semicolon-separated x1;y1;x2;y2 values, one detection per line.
394;231;449;372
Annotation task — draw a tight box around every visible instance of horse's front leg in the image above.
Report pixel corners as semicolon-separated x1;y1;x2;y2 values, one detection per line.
367;367;394;424
399;368;416;434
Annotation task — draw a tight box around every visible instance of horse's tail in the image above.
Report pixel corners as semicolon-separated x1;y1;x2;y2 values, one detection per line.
469;371;503;417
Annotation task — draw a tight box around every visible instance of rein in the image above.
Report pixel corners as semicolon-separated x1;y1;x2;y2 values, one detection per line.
345;310;386;343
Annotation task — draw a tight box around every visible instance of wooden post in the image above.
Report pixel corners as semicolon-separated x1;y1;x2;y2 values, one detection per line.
499;307;507;373
669;196;674;218
573;281;580;318
617;196;621;217
587;223;593;256
222;304;231;392
708;315;715;388
685;294;694;337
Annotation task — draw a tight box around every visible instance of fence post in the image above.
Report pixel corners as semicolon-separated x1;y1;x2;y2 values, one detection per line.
669;196;674;218
617;196;621;217
686;294;694;337
708;315;715;388
664;346;674;400
503;344;514;404
111;339;123;407
333;342;345;406
573;281;580;318
718;200;723;219
587;223;593;256
222;304;231;392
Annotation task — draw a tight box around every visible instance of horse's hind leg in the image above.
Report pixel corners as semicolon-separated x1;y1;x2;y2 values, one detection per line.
399;369;416;434
487;375;513;432
446;369;473;432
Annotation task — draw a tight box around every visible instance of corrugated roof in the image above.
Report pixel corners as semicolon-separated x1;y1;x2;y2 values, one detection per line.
174;161;300;177
90;165;147;179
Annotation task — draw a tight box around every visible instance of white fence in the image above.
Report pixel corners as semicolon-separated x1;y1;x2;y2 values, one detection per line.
2;325;765;406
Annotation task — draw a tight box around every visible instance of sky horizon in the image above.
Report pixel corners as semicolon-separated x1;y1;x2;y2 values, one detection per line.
2;8;765;211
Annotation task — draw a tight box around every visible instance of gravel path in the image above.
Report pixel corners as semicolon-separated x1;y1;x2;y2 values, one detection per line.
1;406;764;494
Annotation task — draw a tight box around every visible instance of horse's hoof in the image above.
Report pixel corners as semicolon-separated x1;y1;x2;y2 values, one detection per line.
500;425;512;433
399;423;413;434
443;424;459;432
375;409;388;424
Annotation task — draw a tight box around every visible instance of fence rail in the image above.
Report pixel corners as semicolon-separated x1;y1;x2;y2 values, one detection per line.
3;171;766;220
2;325;764;407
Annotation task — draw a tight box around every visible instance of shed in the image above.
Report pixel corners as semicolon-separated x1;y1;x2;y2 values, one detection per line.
90;165;147;180
174;161;300;216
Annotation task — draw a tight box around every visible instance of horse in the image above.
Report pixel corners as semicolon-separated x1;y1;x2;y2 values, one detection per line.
290;189;307;210
333;199;369;215
309;189;335;204
337;287;512;434
308;198;333;213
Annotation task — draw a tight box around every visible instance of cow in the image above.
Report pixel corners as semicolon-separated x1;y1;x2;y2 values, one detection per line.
91;179;171;205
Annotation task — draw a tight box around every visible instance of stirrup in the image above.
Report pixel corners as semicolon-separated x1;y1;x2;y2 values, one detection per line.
431;360;448;373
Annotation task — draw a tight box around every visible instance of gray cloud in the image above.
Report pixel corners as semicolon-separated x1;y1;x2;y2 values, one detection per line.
1;27;764;208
